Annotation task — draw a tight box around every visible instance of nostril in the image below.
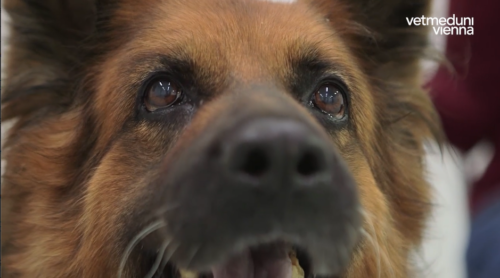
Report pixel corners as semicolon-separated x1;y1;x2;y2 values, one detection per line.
238;147;270;177
297;149;323;177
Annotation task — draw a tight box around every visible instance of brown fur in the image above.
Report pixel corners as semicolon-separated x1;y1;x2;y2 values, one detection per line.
2;0;442;277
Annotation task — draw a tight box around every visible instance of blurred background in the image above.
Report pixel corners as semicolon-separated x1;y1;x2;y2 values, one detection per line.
1;0;495;277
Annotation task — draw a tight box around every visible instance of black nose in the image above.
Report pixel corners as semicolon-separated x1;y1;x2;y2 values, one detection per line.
158;116;360;275
222;118;330;187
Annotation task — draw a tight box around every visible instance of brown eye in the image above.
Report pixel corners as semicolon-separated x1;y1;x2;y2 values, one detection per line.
312;83;345;118
144;79;182;112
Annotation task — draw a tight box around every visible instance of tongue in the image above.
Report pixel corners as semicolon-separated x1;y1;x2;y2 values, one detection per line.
252;245;293;278
211;243;292;278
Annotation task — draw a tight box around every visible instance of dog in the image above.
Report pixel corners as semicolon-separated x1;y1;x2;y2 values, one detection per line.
1;0;442;277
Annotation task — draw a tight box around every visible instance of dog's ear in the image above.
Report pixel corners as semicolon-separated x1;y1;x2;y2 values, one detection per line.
1;0;104;121
312;0;430;78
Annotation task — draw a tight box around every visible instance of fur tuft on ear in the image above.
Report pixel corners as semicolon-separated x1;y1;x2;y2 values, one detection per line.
1;0;100;121
311;0;431;77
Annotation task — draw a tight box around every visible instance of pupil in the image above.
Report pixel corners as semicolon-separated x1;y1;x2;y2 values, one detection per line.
154;81;172;97
319;86;337;104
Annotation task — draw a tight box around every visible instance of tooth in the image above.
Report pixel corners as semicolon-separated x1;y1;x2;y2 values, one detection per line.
289;251;305;278
179;269;197;278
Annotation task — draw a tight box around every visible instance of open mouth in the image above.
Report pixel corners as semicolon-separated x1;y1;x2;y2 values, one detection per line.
159;242;317;278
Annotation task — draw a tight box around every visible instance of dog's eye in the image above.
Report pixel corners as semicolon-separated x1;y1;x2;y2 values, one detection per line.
144;79;183;112
312;83;345;118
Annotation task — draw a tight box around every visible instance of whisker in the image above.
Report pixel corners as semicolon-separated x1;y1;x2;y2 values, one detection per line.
155;203;181;217
360;228;381;278
184;244;202;270
359;208;382;278
155;254;171;278
340;242;350;266
118;220;167;278
360;208;397;278
144;238;172;278
155;241;182;277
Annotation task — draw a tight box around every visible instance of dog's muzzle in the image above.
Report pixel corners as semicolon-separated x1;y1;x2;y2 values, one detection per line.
146;90;361;278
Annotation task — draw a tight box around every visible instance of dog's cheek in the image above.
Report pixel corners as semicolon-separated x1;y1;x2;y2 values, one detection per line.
78;138;162;277
338;146;405;278
2;110;89;277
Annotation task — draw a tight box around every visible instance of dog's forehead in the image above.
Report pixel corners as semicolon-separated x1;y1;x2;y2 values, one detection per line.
116;0;350;82
137;0;325;41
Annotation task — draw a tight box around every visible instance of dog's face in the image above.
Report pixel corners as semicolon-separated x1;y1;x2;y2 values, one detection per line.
2;0;440;277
